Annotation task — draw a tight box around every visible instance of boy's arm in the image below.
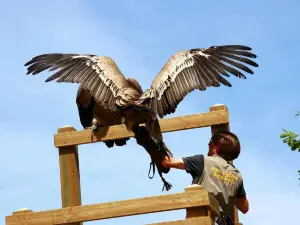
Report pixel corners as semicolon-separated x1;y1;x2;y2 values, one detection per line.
234;181;249;214
161;155;186;170
234;197;249;214
161;153;205;181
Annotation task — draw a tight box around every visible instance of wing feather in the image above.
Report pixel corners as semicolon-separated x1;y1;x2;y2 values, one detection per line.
25;53;130;112
140;45;259;118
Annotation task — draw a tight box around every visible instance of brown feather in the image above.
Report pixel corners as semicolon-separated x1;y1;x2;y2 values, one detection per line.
25;54;139;112
139;45;258;118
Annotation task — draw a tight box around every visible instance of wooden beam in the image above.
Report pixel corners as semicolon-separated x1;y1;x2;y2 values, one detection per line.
6;189;219;225
184;185;217;223
57;126;82;225
54;109;229;148
146;217;214;225
209;104;240;225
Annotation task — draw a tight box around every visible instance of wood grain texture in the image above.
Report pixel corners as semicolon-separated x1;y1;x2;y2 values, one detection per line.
145;217;214;225
57;126;82;225
54;109;229;147
209;104;230;133
184;185;219;221
6;189;218;225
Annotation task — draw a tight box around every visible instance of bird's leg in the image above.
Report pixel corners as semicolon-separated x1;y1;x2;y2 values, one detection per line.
146;118;163;144
158;141;173;158
131;124;173;191
85;118;99;131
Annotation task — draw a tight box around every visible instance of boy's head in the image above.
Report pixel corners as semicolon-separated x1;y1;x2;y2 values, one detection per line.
208;130;241;161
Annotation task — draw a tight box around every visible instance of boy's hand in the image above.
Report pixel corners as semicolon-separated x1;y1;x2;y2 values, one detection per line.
158;141;173;157
161;154;171;168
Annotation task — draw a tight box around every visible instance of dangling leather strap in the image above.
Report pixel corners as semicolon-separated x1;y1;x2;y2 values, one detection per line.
148;160;155;179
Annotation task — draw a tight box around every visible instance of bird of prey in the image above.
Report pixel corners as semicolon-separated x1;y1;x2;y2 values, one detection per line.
25;45;258;189
25;44;258;138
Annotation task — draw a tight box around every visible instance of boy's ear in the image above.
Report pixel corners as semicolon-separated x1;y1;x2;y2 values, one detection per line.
214;144;221;152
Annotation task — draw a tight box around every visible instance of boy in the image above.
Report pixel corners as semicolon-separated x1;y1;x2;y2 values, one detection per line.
133;127;249;224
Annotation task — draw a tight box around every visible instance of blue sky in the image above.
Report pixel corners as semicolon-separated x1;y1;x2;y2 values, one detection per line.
1;0;300;224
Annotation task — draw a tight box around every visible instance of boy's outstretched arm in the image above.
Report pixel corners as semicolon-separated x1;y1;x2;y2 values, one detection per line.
161;154;186;170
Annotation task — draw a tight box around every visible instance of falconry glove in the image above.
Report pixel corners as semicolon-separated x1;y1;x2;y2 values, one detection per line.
132;125;173;191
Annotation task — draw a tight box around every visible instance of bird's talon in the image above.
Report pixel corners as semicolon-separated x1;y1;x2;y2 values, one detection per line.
85;125;98;131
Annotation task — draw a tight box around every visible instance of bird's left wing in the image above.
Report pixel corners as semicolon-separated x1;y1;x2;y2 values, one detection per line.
25;53;130;112
139;45;259;118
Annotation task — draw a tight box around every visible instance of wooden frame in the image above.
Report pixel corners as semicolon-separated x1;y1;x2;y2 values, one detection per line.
6;103;242;225
6;185;219;225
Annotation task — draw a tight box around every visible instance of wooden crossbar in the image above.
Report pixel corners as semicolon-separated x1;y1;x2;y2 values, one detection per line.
54;107;229;148
6;187;219;225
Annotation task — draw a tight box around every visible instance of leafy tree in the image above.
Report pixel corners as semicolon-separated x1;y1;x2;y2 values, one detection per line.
280;112;300;179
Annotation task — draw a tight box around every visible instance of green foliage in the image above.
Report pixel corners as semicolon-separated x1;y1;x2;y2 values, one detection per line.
280;112;300;179
280;129;300;151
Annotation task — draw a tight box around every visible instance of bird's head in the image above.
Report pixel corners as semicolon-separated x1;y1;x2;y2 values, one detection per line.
127;78;143;94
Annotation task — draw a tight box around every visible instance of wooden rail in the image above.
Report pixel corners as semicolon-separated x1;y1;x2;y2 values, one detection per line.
6;185;219;225
54;106;229;148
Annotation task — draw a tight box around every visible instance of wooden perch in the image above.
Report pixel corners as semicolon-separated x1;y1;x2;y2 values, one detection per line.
54;107;229;148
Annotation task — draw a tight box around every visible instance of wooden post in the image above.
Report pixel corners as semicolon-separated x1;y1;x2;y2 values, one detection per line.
209;104;230;133
185;184;215;224
57;125;82;225
209;104;239;225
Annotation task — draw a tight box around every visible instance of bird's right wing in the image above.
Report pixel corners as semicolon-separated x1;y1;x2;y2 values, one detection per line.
139;45;259;118
25;53;130;112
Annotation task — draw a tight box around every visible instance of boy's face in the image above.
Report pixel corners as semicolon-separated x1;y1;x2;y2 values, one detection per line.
208;141;218;156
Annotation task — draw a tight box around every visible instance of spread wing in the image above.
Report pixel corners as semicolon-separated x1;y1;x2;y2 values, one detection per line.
140;45;259;118
25;53;130;112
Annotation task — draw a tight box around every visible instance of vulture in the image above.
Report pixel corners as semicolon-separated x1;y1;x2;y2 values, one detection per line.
24;45;258;189
24;44;259;146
